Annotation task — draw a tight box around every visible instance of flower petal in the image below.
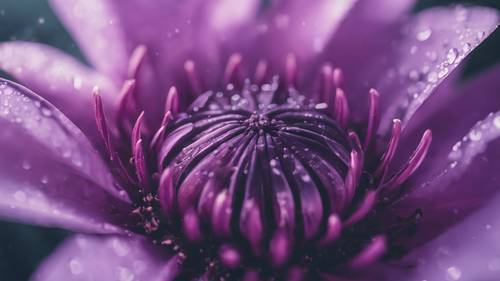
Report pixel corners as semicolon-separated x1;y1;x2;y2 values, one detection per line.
0;41;117;142
393;193;500;281
314;0;416;105
0;79;135;233
49;0;129;80
377;6;499;132
32;234;179;281
389;65;500;246
244;0;358;68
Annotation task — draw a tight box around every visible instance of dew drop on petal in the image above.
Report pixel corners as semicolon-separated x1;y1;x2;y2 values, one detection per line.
14;190;26;202
446;266;461;280
118;266;135;281
69;258;83;275
416;28;432;41
446;48;459;65
488;258;500;271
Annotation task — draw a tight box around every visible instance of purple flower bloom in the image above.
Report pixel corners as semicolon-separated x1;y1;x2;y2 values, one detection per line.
0;0;499;280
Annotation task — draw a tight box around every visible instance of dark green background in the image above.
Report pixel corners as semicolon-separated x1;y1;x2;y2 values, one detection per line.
0;1;498;280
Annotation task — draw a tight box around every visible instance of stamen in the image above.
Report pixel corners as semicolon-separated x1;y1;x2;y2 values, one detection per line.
159;168;176;217
345;132;363;203
350;235;386;268
133;139;150;193
320;64;334;104
184;60;203;96
318;214;342;246
334;88;349;128
115;79;137;131
183;208;202;242
165;86;179;116
128;45;147;79
150;111;172;151
224;53;243;86
364;89;380;150
270;230;291;267
374;119;402;183
212;190;232;238
254;59;268;85
131;111;145;153
333;67;344;89
92;87;114;159
344;190;377;226
240;200;264;255
382;130;432;192
285;53;298;87
219;244;241;269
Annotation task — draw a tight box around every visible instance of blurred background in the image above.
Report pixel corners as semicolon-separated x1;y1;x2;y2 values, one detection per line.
0;0;499;280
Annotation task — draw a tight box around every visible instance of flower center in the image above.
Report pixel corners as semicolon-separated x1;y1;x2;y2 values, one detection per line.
92;51;432;280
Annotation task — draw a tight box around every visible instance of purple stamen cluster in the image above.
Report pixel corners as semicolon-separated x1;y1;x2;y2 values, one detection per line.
92;48;432;280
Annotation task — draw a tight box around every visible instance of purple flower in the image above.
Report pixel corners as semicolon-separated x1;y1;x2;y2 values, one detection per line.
0;0;499;280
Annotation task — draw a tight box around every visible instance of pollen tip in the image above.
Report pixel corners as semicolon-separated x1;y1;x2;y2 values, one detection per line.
333;67;344;88
350;235;387;268
128;45;148;79
219;244;241;269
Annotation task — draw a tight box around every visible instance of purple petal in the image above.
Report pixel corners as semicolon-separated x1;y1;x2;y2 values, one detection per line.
390;65;500;247
314;0;416;107
242;0;357;69
377;6;499;132
111;0;259;88
0;41;117;142
391;194;500;281
49;0;129;80
0;79;135;233
32;234;179;281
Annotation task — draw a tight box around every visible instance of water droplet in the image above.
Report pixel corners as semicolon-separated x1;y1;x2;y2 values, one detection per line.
41;107;52;116
446;266;461;280
72;76;83;90
488;258;500;271
41;175;49;184
417;28;432;41
69;258;83;275
112;239;131;257
446;48;459;65
37;17;45;24
427;72;438;83
462;43;472;53
468;130;482;141
14;191;26;202
21;160;31;170
493;116;500;129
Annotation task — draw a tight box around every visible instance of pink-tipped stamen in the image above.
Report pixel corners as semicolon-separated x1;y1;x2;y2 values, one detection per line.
254;60;268;85
334;88;349;128
364;88;380;150
382;130;432;192
224;53;243;86
184;60;203;96
349;235;386;268
374;119;402;183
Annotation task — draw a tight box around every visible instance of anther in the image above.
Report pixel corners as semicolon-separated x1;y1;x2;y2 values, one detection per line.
285;53;298;87
165;86;179;116
92;87;114;159
334;88;349;128
333;67;344;88
184;60;203;96
350;235;386;268
374;119;402;183
320;64;334;104
224;53;243;86
382;130;432;192
364;88;380;150
254;60;268;85
128;45;147;79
